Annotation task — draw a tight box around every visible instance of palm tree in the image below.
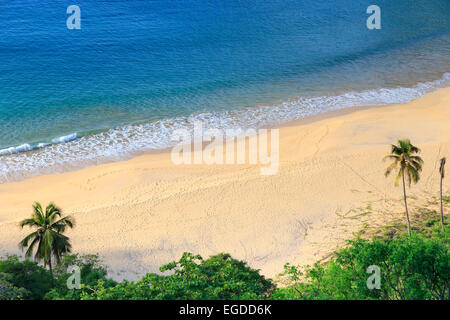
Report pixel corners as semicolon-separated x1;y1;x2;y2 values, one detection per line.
384;139;423;236
439;157;446;230
19;202;75;285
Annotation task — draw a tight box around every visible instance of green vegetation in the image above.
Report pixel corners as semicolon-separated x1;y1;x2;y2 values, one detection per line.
0;252;274;300
1;229;448;300
440;158;447;230
384;139;423;236
374;208;450;241
77;252;274;300
0;272;29;300
275;231;448;300
43;254;117;300
0;253;115;300
0;255;52;299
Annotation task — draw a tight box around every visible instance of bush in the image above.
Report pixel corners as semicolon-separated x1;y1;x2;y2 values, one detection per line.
2;230;447;300
0;272;29;300
275;230;449;300
43;254;117;300
0;255;52;300
80;252;274;300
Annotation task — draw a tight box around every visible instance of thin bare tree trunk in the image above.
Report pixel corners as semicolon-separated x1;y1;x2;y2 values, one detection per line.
402;173;411;236
441;175;445;230
440;158;446;230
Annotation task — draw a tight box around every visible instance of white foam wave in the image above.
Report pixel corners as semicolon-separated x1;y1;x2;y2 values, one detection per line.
0;143;33;156
0;73;449;183
0;133;77;156
52;133;77;144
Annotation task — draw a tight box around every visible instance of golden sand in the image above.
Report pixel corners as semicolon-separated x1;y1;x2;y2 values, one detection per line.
1;88;449;280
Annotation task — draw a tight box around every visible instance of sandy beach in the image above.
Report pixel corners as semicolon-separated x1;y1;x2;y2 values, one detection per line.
1;88;449;281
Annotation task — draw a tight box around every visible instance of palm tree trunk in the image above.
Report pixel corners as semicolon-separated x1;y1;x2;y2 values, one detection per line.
48;256;54;287
402;173;412;236
441;176;445;230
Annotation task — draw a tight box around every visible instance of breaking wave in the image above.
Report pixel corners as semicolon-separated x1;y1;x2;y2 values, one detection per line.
0;72;449;183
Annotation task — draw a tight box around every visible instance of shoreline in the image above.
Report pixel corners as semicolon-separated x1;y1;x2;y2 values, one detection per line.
0;102;424;185
0;103;372;184
0;104;394;187
1;87;449;281
1;72;449;184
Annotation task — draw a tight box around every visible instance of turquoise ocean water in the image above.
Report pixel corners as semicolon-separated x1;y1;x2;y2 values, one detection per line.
0;0;449;181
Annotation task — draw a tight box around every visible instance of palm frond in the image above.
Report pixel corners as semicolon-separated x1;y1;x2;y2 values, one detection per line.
383;154;400;162
46;203;62;224
24;236;40;259
385;161;398;177
407;164;420;184
394;166;402;187
32;202;45;224
18;231;38;250
19;218;40;229
49;231;72;263
51;216;75;232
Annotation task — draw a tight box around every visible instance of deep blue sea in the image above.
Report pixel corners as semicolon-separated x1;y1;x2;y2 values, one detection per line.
0;0;449;181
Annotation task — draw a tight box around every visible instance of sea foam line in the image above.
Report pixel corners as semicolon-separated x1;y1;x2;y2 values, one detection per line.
0;73;449;183
0;133;77;156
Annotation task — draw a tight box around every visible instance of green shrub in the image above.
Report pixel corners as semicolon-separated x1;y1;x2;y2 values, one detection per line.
275;230;449;300
43;254;117;300
0;272;29;300
80;252;274;300
0;255;52;300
